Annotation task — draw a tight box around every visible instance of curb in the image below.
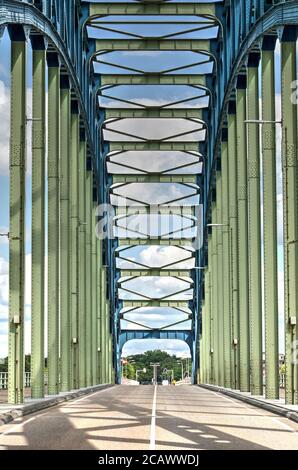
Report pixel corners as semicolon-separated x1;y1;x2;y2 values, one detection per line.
199;384;298;424
0;384;113;426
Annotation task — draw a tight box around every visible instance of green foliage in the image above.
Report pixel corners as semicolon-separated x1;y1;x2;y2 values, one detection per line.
123;350;189;383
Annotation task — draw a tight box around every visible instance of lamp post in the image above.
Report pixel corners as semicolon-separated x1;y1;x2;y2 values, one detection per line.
150;363;160;385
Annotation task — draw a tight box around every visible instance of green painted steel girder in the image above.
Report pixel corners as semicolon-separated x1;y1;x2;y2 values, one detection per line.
79;140;87;389
216;171;224;387
95;39;211;52
109;142;201;152
89;3;216;16
31;47;46;399
227;111;240;390
117;238;195;247
236;85;250;393
281;38;298;405
261;47;279;400
8;40;26;405
70;110;80;390
111;175;197;184
100;75;206;86
211;202;218;385
105;109;203;119
247;61;263;396
47;63;60;396
221;140;232;389
60;84;71;393
91;203;99;386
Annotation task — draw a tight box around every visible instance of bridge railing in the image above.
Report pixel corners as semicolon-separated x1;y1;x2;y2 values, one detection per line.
0;372;49;390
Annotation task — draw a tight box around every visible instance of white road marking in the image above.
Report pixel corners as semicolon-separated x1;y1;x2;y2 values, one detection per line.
205;388;298;435
150;385;157;450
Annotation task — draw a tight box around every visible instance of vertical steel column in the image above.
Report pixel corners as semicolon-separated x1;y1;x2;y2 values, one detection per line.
262;37;279;399
281;28;298;405
200;299;205;383
31;41;46;399
247;54;263;395
208;233;214;384
100;267;106;383
85;169;92;387
228;105;240;389
204;267;211;384
91;202;99;385
47;53;60;395
236;77;250;392
8;36;26;404
96;239;102;383
60;77;71;392
216;171;224;387
211;203;218;384
70;104;79;390
78;135;87;389
222;138;232;388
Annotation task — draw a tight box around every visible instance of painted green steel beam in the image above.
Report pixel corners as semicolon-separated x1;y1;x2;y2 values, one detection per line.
92;199;99;386
90;200;98;386
247;56;263;396
221;139;232;389
105;109;203;119
60;79;71;393
236;80;250;392
89;3;216;16
211;202;218;385
70;107;80;390
79;137;87;389
8;39;26;405
100;75;206;86
216;171;224;387
228;108;240;390
31;45;46;399
47;56;60;396
100;268;107;383
208;234;214;384
95;39;211;52
262;40;279;400
205;266;211;384
109;142;200;152
95;239;102;384
281;32;298;405
85;169;92;387
112;175;197;184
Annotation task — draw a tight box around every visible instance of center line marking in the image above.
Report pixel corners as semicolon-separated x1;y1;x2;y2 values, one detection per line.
150;385;157;450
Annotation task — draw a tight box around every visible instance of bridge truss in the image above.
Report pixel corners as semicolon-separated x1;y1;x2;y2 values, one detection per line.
0;0;297;405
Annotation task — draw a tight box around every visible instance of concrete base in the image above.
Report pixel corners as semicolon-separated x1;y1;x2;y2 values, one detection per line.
199;384;298;424
0;384;113;426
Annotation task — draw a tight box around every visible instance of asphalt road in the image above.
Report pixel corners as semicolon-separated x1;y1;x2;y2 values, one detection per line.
0;385;298;450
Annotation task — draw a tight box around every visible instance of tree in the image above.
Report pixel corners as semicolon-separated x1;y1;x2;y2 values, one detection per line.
122;350;187;383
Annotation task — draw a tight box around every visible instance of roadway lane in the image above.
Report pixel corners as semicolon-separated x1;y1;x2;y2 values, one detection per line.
0;385;298;450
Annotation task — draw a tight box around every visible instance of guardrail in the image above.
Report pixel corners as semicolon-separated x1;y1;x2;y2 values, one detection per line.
0;372;49;389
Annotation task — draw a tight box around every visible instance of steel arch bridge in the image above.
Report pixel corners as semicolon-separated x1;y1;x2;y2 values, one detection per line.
0;0;297;406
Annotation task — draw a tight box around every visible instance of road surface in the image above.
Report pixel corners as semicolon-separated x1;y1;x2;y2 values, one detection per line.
0;385;298;450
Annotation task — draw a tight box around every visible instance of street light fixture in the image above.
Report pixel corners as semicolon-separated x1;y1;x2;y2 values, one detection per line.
150;363;160;386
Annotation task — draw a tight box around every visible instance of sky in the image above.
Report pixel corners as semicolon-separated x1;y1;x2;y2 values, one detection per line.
0;27;288;361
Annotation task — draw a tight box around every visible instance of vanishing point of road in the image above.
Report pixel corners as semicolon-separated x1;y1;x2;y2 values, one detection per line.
1;386;298;450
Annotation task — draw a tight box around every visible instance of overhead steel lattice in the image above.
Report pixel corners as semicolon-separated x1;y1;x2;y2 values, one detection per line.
84;0;221;382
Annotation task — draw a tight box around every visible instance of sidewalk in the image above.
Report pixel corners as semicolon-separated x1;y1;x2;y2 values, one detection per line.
0;384;112;426
200;384;298;423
